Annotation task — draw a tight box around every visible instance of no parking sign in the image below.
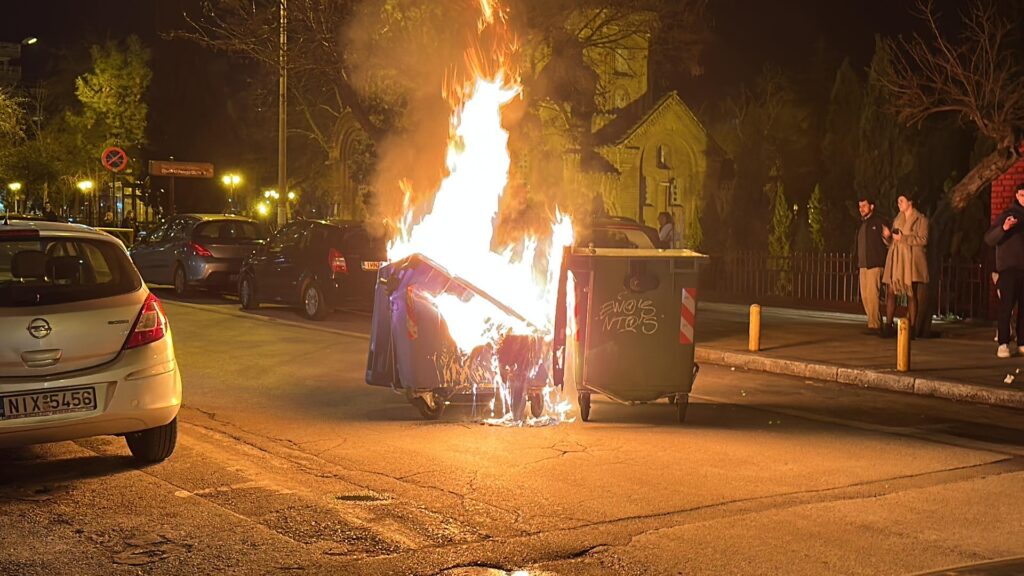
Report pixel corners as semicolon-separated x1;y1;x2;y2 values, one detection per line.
101;147;128;173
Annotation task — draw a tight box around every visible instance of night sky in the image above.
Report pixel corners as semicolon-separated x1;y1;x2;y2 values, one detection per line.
1;0;962;208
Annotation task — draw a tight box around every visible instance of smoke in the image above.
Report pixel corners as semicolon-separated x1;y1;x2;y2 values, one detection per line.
343;1;488;220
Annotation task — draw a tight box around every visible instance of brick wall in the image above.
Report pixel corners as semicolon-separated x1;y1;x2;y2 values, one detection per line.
992;156;1024;222
988;151;1024;318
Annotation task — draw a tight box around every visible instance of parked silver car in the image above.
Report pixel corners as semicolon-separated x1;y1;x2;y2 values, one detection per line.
130;214;268;296
0;220;181;462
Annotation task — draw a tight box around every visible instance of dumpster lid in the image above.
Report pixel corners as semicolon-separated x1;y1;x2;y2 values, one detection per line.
570;247;708;259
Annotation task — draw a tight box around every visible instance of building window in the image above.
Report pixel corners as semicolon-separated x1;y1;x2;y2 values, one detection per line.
668;178;682;206
614;88;629;109
657;144;670;168
614;49;631;75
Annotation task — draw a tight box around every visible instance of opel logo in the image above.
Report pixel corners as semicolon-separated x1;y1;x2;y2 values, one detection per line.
27;318;52;339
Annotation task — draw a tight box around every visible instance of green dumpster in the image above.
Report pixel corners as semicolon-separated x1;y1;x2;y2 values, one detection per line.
558;247;707;423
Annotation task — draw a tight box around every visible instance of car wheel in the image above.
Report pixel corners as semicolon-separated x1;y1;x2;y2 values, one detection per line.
301;280;330;320
173;265;190;297
239;275;259;310
126;418;177;463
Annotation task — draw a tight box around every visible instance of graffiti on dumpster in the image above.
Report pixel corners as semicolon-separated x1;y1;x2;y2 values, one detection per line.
597;291;659;335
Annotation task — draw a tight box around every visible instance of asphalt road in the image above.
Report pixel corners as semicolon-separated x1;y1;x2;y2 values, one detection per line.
2;290;1024;576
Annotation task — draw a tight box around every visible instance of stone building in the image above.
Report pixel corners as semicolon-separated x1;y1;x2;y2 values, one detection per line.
563;14;729;248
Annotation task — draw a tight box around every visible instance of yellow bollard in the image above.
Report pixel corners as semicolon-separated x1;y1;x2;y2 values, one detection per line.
749;304;761;352
897;317;911;372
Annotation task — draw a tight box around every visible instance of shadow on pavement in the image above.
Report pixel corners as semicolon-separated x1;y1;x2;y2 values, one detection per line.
0;450;137;489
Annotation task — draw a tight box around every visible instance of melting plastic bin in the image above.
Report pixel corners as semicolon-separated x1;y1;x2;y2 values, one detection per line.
558;248;707;423
365;254;548;420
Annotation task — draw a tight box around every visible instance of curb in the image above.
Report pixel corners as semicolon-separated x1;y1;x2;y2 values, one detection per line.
695;347;1024;410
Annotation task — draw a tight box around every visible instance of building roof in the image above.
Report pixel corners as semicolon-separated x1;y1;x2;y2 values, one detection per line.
592;91;725;158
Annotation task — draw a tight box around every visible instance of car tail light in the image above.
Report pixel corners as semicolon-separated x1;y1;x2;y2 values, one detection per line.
329;248;348;275
190;242;213;257
124;293;168;350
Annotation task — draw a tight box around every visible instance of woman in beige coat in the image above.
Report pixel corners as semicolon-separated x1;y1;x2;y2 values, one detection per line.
882;194;928;335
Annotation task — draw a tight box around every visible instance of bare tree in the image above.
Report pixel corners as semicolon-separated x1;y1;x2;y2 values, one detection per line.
880;0;1024;209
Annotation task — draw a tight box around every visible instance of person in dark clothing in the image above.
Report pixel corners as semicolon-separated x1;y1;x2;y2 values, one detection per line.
855;197;889;333
984;182;1024;358
42;201;63;222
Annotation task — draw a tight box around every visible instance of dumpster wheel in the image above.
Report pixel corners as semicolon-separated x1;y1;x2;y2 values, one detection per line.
579;392;591;422
529;393;544;419
410;392;445;420
675;393;689;423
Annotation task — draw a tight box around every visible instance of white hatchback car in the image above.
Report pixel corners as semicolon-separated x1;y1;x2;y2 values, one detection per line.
0;220;181;462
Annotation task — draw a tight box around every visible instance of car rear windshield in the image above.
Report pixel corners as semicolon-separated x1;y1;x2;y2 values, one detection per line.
194;220;268;242
0;237;142;307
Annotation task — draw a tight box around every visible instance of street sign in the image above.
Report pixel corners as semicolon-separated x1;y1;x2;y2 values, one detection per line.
101;147;129;173
148;160;215;179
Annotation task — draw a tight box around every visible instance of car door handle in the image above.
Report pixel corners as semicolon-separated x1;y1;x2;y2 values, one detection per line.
21;349;63;368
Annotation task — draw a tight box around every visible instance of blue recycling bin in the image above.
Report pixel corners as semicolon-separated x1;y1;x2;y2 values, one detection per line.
365;254;547;420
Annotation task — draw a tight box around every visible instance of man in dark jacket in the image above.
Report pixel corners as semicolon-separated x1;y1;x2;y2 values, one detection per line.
855;197;889;333
984;182;1024;358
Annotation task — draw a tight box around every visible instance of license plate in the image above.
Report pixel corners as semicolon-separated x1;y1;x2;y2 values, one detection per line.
0;387;97;421
361;261;384;271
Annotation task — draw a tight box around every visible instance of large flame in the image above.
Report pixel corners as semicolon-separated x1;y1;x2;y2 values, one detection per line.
388;0;574;421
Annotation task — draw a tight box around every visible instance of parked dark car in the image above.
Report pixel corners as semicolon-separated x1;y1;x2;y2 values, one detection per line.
576;216;660;249
130;214;268;296
238;219;388;320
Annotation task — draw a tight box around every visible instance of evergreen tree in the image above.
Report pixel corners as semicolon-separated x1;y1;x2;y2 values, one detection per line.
855;37;917;217
808;183;825;253
767;163;793;295
820;58;863;249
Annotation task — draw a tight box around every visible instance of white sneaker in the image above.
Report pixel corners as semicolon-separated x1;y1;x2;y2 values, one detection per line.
998;344;1011;358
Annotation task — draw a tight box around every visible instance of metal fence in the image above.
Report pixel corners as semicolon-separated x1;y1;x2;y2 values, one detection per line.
700;251;989;319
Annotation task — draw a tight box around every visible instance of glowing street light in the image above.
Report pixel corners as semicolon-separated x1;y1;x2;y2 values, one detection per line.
263;189;279;200
287;191;296;201
256;202;270;216
22;37;38;46
7;182;22;213
221;173;242;213
77;180;94;192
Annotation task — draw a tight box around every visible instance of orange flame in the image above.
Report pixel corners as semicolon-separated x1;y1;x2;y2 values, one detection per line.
389;0;574;422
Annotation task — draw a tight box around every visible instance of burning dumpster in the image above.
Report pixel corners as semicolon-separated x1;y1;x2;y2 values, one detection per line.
366;254;551;421
557;247;708;423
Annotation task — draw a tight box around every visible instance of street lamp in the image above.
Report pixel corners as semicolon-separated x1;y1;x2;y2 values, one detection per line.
221;173;242;213
22;37;38;46
7;182;22;214
77;180;95;225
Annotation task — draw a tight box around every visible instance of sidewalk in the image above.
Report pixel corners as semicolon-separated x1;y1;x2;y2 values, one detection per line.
694;302;1024;410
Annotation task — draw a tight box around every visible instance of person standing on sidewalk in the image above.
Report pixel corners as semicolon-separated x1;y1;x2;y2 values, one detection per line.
984;182;1024;358
855;197;889;333
882;194;929;337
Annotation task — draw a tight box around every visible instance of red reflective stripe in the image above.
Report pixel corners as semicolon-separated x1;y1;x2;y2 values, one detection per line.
679;288;697;344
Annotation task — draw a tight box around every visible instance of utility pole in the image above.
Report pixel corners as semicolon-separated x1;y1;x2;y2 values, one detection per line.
277;0;288;228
